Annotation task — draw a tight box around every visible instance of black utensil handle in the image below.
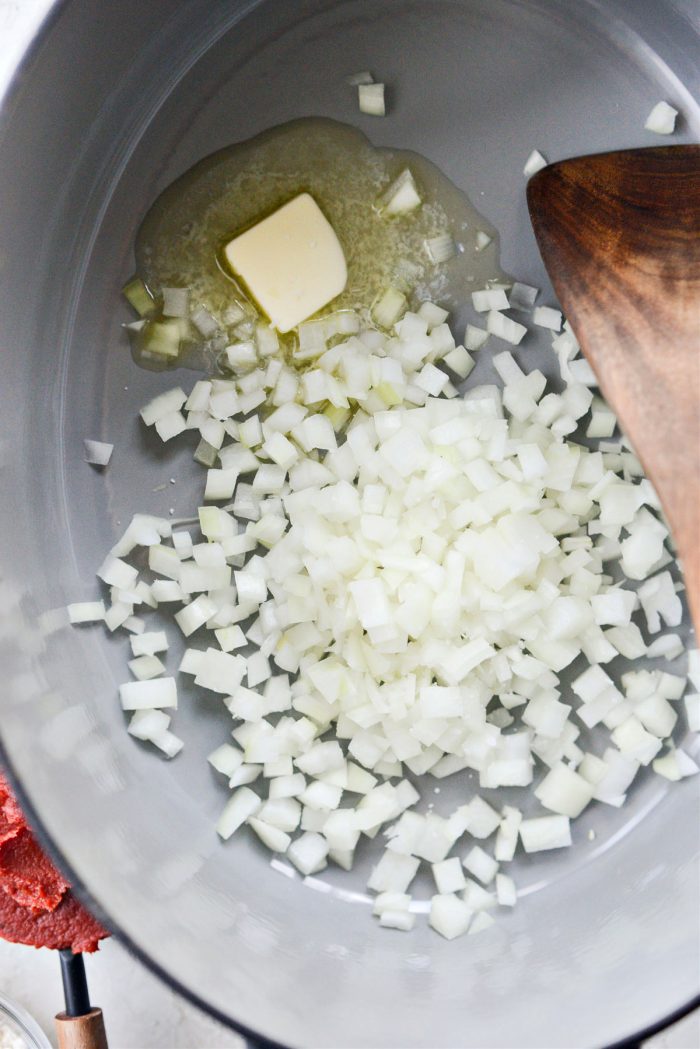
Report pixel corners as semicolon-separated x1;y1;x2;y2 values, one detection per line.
59;950;92;1017
56;950;108;1049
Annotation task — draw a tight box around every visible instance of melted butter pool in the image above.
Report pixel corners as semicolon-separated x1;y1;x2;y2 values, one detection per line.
132;117;506;367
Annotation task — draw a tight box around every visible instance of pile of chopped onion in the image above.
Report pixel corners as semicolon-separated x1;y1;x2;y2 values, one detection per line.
70;271;699;941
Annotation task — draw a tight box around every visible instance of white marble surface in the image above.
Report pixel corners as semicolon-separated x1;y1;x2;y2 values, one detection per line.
0;939;244;1049
0;2;698;1047
0;935;698;1049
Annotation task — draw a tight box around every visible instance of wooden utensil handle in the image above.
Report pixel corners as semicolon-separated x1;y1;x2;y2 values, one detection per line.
55;1008;108;1049
527;146;700;630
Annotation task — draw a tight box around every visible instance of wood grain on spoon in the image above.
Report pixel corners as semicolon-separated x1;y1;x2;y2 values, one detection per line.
55;1009;108;1049
527;145;700;631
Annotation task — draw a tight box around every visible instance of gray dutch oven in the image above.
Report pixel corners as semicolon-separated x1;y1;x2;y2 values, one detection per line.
0;1;698;1046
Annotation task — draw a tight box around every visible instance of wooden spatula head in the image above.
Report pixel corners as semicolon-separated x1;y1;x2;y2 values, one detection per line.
527;145;700;630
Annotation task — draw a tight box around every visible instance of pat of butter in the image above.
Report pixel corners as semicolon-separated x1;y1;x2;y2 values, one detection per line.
223;193;347;333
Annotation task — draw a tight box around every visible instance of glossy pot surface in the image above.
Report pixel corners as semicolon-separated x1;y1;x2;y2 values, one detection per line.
0;2;698;1046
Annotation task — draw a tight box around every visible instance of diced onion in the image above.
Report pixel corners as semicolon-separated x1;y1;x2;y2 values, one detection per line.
532;305;562;332
119;677;177;711
425;233;456;264
67;601;105;624
644;100;678;135
509;282;539;311
523;149;547;177
429;894;473;940
376;169;422;216
462;846;498;885
371;287;407;329
495;873;516;907
486;310;527;346
358;83;385;116
84;440;114;467
520;816;571;852
472;288;509;313
216;787;261;840
74;212;693;946
346;70;374;86
161;287;189;318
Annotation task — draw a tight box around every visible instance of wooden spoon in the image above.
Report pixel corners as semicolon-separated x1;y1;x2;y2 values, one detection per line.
527;145;700;632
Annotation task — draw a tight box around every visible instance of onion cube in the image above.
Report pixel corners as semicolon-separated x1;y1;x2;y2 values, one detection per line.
287;832;329;875
195;648;246;694
432;857;466;894
464;324;490;351
67;601;105;624
175;596;217;636
128;709;170;742
84;439;114;467
472;288;509;313
442;346;475;379
462;846;498;885
161;286;189;317
684;694;700;733
462;879;497;912
205;468;238;501
208;743;244;777
358;83;385;116
644;100;678;135
119;677;177;711
509;282;539;311
520;815;571;852
155;411;187;442
534;763;593;817
263;432;299;468
532;306;562;331
379;910;415;931
487;311;527;346
140;387;187;426
367;851;420;893
248;818;290;853
377;170;421;216
495;807;522;862
523;149;547;177
429;894;473;940
216;787;261;840
496;873;517;907
128;655;165;681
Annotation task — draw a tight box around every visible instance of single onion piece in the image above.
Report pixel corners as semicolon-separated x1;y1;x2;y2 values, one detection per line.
425;233;456;264
472;287;509;313
532;306;562;332
523;149;547;177
67;601;105;624
475;230;492;252
346;70;374;86
358;83;386;117
509;282;539;311
287;832;329;875
161;287;189;318
429;894;473;940
217;787;261;840
84;440;114;467
495;873;517;907
520;816;571;853
375;169;421;216
644;100;678;135
119;677;177;711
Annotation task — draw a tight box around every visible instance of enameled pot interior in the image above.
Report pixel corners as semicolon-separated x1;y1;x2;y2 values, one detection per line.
0;1;698;1046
